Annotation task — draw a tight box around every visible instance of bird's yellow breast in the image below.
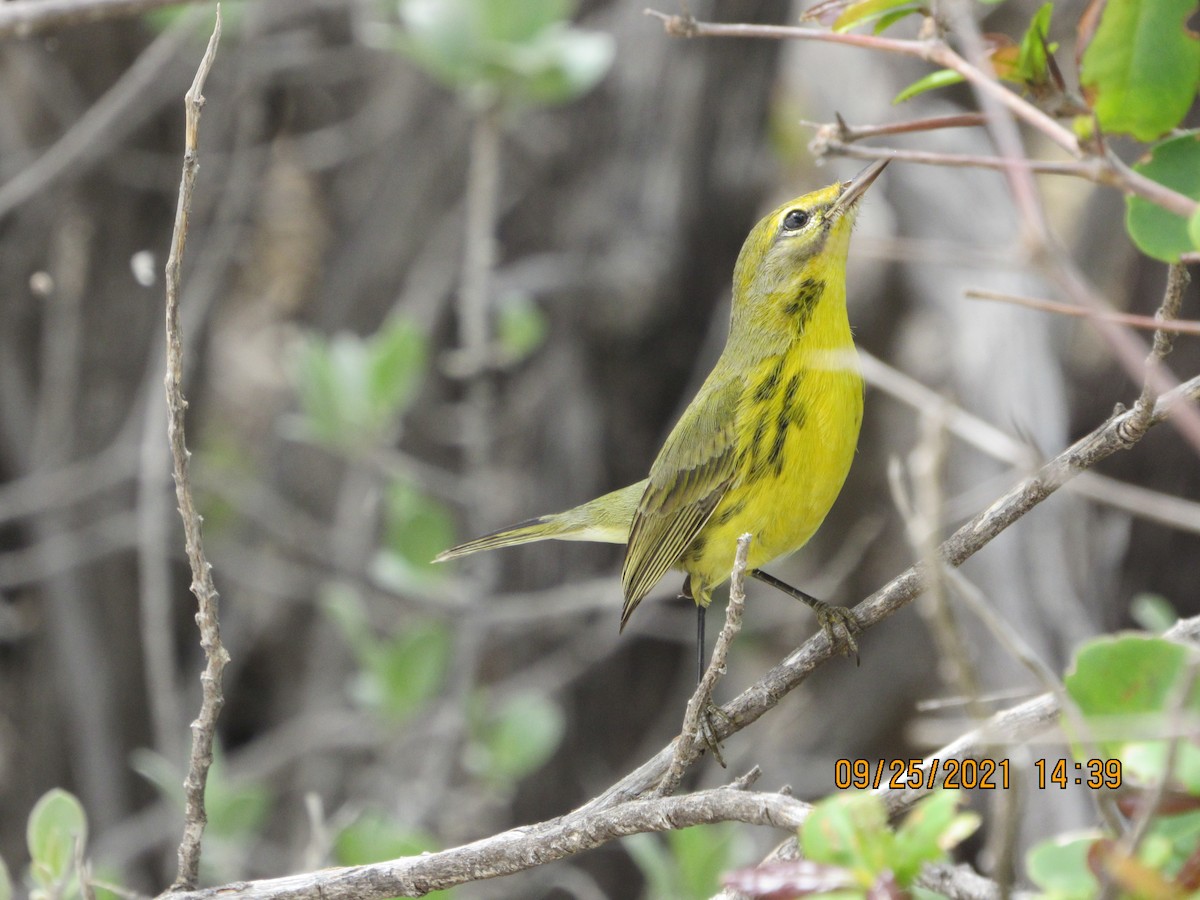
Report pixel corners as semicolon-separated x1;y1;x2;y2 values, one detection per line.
680;276;864;602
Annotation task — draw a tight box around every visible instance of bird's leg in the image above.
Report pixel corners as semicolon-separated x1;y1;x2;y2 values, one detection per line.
750;569;860;662
680;577;727;766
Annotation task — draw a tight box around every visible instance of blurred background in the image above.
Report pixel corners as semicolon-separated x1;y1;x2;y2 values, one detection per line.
0;0;1197;896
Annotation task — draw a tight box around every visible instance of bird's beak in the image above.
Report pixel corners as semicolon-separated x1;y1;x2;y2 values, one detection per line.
830;158;889;218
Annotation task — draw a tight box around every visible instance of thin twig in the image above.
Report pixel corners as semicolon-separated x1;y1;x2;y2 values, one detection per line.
164;8;224;891
1119;264;1192;445
815;140;1096;177
968;287;1200;336
642;10;1198;220
657;534;753;797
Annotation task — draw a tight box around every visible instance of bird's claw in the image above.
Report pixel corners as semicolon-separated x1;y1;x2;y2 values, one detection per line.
812;600;860;663
700;701;730;768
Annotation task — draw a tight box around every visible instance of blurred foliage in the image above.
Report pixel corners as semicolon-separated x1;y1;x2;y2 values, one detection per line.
1018;634;1200;897
496;291;549;365
1130;593;1180;634
625;823;741;900
396;0;613;111
333;811;455;898
376;479;456;587
322;585;451;724
6;789;119;900
131;745;271;883
721;791;976;898
289;318;427;455
465;690;566;790
26;789;86;900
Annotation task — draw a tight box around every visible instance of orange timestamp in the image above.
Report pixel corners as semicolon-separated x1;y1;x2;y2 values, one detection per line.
835;758;1010;790
833;758;1124;790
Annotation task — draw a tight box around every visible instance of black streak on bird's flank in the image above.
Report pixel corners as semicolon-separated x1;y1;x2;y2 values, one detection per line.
714;498;747;527
785;278;825;335
753;358;785;403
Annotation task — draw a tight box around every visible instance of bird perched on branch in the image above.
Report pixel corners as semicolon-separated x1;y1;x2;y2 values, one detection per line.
437;160;887;676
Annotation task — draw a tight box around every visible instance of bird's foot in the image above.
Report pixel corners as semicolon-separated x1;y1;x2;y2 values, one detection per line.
700;701;730;768
810;599;860;663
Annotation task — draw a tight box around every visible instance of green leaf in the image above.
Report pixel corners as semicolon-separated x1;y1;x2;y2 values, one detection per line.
398;0;611;110
1015;3;1054;84
1026;832;1102;898
1130;593;1179;633
360;620;452;722
1065;633;1200;756
832;0;923;33
893;68;965;103
1123;741;1200;794
384;481;456;574
891;791;978;884
0;853;12;900
1079;0;1200;140
367;318;427;425
475;0;572;44
622;833;680;899
801;791;890;877
27;789;87;890
1126;132;1200;262
333;811;455;898
470;691;564;785
497;293;548;362
667;825;739;900
873;7;922;33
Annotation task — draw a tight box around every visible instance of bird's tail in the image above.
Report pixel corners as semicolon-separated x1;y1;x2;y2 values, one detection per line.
433;481;645;564
433;515;573;563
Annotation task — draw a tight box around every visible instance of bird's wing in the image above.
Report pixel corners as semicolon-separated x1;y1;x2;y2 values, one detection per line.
620;376;743;627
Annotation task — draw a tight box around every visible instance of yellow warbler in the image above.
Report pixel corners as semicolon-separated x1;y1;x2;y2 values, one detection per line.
437;161;886;665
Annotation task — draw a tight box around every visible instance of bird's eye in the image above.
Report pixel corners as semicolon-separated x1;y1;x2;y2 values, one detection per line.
783;209;809;230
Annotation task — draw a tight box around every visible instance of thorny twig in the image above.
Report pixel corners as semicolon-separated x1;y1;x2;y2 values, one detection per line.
163;8;225;891
968;287;1200;336
656;534;752;797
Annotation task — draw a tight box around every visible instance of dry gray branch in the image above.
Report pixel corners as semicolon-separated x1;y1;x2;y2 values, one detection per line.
162;8;224;891
162;786;811;900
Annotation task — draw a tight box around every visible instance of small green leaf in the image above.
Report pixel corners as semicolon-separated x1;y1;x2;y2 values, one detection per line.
362;620;452;722
0;853;12;900
832;0;923;33
1123;741;1200;794
1080;0;1200;140
873;7;922;33
367;318;427;424
333;810;455;898
497;293;548;362
1126;132;1200;262
893;68;965;103
470;691;565;785
801;791;890;876
384;481;456;574
1014;3;1054;84
1026;832;1102;897
667;825;739;900
27;789;87;889
1130;593;1179;633
622;833;679;899
475;0;571;44
891;791;978;883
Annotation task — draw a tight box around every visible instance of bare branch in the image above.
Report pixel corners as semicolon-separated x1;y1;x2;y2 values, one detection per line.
162;786;810;900
968;287;1200;336
163;7;224;891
